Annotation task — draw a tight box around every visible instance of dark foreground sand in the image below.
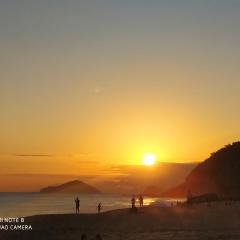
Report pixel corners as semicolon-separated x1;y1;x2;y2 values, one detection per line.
1;203;240;240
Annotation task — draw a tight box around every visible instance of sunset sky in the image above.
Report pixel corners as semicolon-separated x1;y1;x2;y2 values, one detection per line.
0;1;240;190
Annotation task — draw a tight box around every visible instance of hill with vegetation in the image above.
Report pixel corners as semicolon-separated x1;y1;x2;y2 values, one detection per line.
164;142;240;198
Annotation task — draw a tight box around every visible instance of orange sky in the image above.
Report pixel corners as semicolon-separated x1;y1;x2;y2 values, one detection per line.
0;1;240;191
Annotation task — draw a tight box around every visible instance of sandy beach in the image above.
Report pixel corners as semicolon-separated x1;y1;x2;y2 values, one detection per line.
1;202;240;240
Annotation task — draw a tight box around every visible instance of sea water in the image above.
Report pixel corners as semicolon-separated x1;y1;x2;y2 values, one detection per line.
0;192;182;217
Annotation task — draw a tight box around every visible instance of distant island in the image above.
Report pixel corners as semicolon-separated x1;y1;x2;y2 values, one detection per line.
40;180;100;194
163;142;240;199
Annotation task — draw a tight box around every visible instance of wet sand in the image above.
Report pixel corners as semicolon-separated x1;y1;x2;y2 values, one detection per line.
1;203;240;240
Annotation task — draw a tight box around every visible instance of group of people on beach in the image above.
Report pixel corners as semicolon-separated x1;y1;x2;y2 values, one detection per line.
130;195;144;213
75;195;144;214
74;195;144;239
75;197;102;214
74;198;103;239
131;195;144;209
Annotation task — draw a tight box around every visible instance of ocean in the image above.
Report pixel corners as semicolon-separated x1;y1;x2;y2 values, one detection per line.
0;193;182;217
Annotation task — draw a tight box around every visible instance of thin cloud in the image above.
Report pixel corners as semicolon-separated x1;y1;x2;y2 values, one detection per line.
0;173;99;179
14;154;55;158
12;153;90;158
75;159;99;164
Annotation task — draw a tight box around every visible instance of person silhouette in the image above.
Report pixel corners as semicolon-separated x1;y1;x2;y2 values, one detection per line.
97;202;102;214
139;195;144;207
131;196;136;209
130;196;138;213
75;197;80;214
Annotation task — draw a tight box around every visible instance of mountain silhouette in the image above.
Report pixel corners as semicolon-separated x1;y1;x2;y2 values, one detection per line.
164;142;240;198
143;186;162;197
40;180;100;194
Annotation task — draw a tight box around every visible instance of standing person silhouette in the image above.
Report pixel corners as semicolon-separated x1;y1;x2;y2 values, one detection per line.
75;197;80;214
139;195;144;207
131;196;136;209
97;202;102;214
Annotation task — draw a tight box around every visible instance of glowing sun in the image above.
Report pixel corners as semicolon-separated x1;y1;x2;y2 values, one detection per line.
142;153;156;166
